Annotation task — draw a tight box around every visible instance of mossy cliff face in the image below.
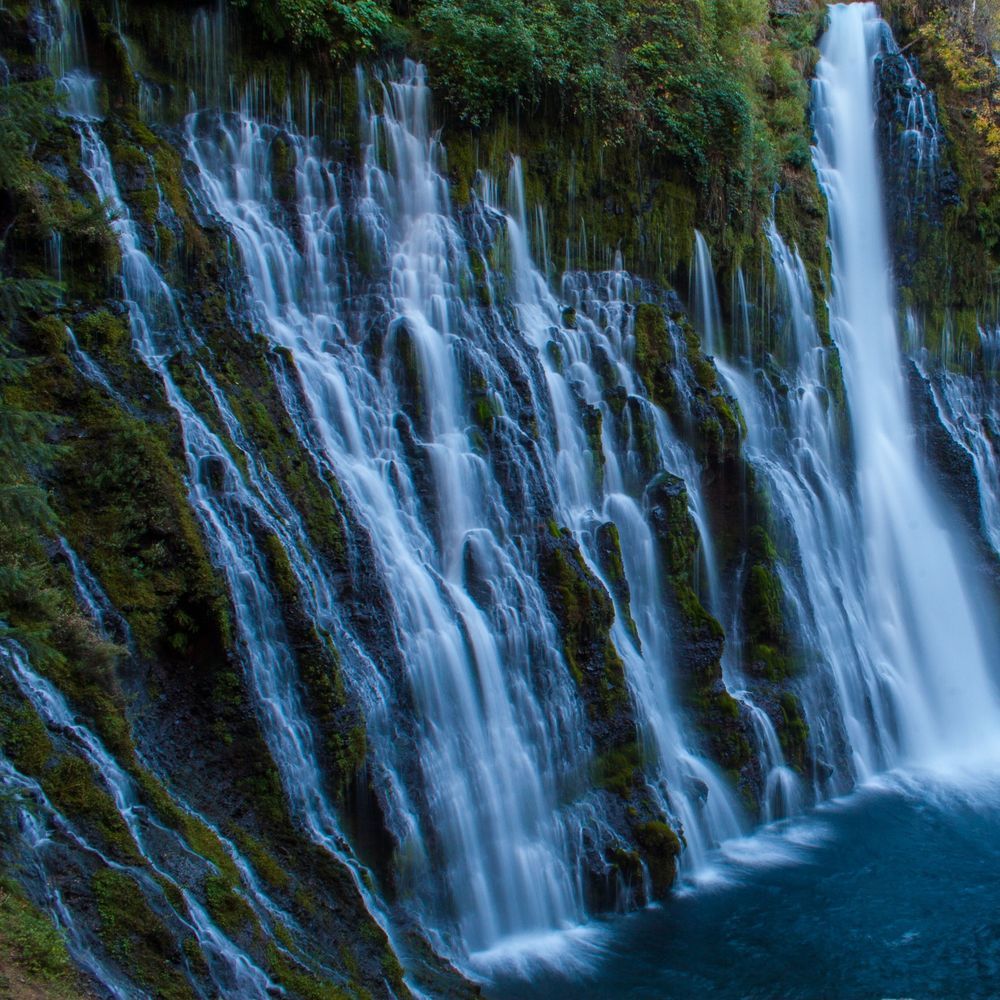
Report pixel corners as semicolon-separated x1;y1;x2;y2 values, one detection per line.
538;526;631;734
0;7;461;997
878;0;1000;363
629;292;811;798
7;0;965;987
536;523;685;904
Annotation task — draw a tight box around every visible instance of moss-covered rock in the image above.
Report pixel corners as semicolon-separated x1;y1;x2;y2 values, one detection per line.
538;526;631;736
594;520;640;644
878;0;1000;364
644;473;752;777
634;820;681;898
0;876;87;999
777;690;809;775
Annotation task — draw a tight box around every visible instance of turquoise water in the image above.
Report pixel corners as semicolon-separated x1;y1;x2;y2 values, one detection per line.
490;775;1000;999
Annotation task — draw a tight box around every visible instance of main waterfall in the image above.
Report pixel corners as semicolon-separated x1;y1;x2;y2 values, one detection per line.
812;2;1000;768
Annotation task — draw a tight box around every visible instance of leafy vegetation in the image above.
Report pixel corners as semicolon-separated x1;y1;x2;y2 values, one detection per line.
419;0;824;232
232;0;392;54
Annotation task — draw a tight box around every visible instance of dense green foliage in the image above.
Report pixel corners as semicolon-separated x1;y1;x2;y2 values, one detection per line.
232;0;391;54
417;0;625;125
418;0;823;219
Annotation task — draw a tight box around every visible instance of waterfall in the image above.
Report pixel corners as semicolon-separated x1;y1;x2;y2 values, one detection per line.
699;1;1000;785
919;351;1000;557
691;232;723;359
0;754;136;999
688;2;1000;795
1;643;279;997
689;231;806;819
813;2;1000;766
711;219;889;789
0;652;139;1000
73;116;414;984
46;0;98;119
56;539;318;964
22;1;1000;992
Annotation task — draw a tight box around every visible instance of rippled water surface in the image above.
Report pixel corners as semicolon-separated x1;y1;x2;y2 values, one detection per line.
491;774;1000;999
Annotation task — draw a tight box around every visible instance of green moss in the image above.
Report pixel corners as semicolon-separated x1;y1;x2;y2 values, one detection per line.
634;820;681;897
632;303;677;414
203;876;255;937
777;691;809;774
270;135;298;205
74;309;131;360
742;559;798;682
605;844;643;884
471;392;503;434
92;868;195;999
265;944;353;1000
538;530;629;719
745;563;783;645
593;740;643;797
230;828;291;890
182;935;211;979
0;703;53;773
58;407;230;660
643;472;752;774
262;532;299;604
582;403;605;492
293;886;319;917
240;762;290;830
876;1;1000;357
594;520;639;644
467;249;493;306
43;755;142;865
131;767;241;885
385;321;426;430
0;876;80;996
221;350;348;567
381;947;405;989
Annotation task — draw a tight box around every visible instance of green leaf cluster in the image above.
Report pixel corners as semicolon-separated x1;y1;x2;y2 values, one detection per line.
416;0;824;228
232;0;392;56
418;0;626;126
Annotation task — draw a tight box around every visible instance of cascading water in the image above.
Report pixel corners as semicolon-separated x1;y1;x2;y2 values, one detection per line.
918;347;1000;557
73;114;410;980
56;537;319;963
2;642;278;997
46;12;411;982
185;64;595;959
708;216;895;789
500;163;746;869
691;232;723;359
689;233;806;820
903;314;1000;563
0;732;136;999
46;0;98;119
